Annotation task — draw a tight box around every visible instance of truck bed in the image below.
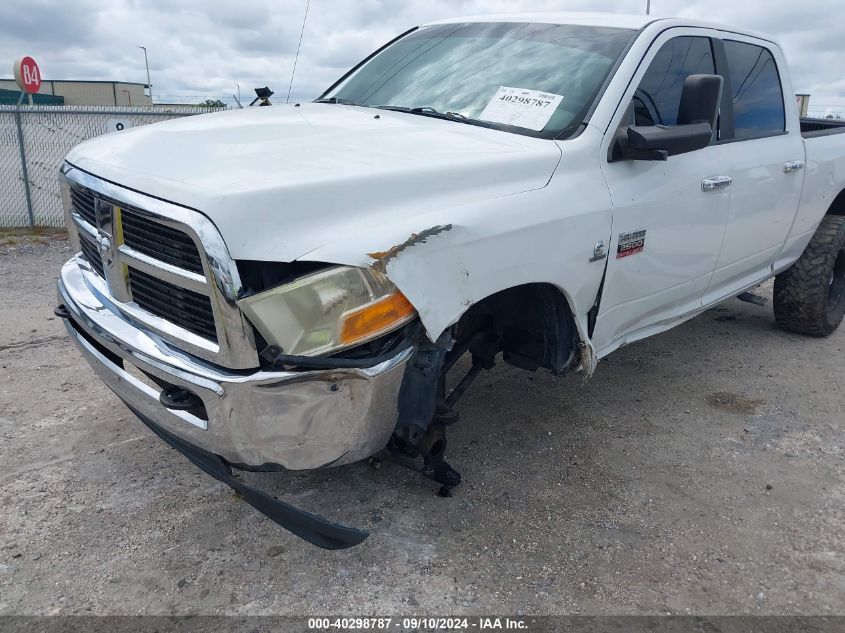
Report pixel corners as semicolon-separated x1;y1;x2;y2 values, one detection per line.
801;117;845;138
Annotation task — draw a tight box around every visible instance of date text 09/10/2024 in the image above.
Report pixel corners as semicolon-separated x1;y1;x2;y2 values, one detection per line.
307;617;529;630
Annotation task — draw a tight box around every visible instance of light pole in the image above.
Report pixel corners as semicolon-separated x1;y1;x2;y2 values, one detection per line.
137;45;152;102
646;0;651;14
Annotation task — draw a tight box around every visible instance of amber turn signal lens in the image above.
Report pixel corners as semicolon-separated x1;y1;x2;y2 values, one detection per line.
340;291;415;345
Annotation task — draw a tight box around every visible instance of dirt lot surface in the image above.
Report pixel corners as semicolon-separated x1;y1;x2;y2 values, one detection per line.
0;236;842;616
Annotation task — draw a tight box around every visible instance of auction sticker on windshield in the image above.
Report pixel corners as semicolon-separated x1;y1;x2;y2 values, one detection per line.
479;86;564;131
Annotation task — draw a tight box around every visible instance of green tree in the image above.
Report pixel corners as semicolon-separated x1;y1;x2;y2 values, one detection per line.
198;99;226;108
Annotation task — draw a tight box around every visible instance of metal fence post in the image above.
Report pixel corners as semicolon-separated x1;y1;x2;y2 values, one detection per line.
13;102;35;227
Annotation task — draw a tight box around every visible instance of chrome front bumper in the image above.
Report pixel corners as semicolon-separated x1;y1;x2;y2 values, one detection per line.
58;258;412;470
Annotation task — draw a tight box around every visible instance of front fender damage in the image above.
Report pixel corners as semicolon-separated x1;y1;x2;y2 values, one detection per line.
367;224;454;275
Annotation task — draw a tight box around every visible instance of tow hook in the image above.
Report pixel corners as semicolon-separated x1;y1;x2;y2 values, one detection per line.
54;304;71;319
159;385;204;411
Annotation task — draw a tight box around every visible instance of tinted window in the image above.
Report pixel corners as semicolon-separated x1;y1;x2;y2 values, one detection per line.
723;40;785;139
633;36;715;126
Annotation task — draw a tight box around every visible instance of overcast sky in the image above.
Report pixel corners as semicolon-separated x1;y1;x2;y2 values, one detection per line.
1;0;843;115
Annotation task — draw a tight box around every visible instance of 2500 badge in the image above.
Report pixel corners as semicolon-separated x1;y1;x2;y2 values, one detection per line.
617;228;647;258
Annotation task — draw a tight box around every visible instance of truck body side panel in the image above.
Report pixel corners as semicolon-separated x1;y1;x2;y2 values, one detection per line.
773;133;845;273
793;134;845;236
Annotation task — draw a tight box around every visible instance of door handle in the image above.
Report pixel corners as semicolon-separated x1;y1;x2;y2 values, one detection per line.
784;160;805;173
702;176;732;191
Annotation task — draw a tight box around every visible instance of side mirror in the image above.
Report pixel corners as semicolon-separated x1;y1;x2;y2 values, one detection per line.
610;73;723;162
624;122;714;160
677;74;723;128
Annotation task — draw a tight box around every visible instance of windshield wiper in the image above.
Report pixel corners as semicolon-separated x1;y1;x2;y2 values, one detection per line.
314;97;367;106
376;105;471;124
316;100;472;124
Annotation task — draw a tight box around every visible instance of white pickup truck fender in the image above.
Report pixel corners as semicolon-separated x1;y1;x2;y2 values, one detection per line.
301;125;613;364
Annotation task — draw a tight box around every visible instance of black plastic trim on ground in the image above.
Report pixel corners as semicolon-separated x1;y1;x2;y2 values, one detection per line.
123;401;369;550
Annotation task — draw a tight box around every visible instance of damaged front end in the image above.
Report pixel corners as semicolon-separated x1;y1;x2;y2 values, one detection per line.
59;248;582;548
242;254;585;528
56;254;417;549
57;170;584;549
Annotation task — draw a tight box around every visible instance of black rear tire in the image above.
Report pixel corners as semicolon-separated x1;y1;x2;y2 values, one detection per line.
774;215;845;336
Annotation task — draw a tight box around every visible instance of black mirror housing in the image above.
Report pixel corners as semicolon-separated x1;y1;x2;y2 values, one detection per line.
610;121;714;162
628;122;714;155
677;74;723;128
609;73;723;162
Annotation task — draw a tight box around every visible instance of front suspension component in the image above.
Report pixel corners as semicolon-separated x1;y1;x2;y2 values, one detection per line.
386;326;500;495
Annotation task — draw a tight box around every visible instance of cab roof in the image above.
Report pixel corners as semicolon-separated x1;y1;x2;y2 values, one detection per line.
422;12;774;43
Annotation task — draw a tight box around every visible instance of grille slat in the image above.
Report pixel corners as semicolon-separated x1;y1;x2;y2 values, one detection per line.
121;227;206;271
71;188;97;226
79;237;105;278
129;271;216;322
129;274;214;315
122;210;204;274
122;220;195;244
122;210;195;242
128;268;217;342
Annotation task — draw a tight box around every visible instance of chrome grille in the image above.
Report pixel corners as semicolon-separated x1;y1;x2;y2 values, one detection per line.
122;208;204;274
70;187;97;226
78;236;105;277
61;165;258;369
128;268;217;341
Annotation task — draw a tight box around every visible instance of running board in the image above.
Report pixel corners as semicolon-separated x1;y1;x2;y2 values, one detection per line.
737;291;768;306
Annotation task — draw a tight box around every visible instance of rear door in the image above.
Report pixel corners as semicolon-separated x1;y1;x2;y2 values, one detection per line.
593;30;733;355
703;37;804;301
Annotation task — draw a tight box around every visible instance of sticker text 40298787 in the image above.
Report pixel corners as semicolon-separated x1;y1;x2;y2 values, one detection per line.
478;86;565;131
496;93;555;108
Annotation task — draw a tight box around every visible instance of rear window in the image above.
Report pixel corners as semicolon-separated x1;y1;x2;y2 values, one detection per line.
723;40;785;139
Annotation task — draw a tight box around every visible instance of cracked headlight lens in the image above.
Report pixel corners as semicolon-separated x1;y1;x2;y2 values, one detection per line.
237;266;416;357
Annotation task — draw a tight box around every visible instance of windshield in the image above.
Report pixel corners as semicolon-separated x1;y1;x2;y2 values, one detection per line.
320;22;636;138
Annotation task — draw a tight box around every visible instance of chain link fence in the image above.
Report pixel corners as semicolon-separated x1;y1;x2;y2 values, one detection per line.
0;104;222;228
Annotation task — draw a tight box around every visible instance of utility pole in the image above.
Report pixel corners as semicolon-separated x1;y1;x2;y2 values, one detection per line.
646;0;651;14
137;45;152;102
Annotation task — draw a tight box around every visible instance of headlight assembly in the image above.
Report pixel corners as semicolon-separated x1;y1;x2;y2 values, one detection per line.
237;265;416;357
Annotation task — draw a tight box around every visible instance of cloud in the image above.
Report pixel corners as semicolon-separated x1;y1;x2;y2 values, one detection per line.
0;0;843;114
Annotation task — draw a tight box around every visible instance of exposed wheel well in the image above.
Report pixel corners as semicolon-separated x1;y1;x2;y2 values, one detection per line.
453;283;578;375
391;283;579;455
827;189;845;216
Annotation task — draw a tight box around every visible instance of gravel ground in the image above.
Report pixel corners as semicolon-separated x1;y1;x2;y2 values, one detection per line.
0;235;842;616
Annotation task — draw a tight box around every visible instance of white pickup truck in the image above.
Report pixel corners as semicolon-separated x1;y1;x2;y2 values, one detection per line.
56;12;845;549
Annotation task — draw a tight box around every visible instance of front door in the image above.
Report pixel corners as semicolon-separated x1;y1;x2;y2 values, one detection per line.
592;32;732;355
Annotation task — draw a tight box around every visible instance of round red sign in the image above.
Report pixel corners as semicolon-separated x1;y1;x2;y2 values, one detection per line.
14;56;42;94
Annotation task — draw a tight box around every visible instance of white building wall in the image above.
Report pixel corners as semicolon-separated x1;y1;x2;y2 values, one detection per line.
0;79;152;106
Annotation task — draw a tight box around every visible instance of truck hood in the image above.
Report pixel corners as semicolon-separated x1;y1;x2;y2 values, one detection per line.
66;103;561;262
